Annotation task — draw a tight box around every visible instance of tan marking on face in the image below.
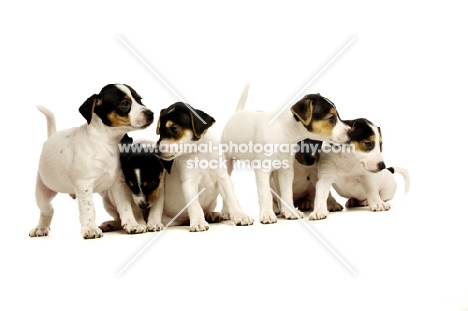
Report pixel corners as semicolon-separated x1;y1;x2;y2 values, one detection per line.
165;120;175;128
160;126;193;142
352;134;377;152
310;119;334;137
124;94;131;101
107;112;131;127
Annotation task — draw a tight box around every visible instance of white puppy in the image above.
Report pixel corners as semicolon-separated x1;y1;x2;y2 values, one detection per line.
221;84;350;224
154;102;254;232
311;118;410;220
30;84;154;239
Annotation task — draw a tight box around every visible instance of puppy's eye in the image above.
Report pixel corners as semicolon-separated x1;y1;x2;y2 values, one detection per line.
120;100;131;110
328;115;337;124
145;181;157;189
169;126;179;134
364;141;374;149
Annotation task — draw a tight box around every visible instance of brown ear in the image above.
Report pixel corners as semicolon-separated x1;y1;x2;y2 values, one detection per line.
290;98;313;126
190;109;215;139
156;109;165;135
79;94;98;124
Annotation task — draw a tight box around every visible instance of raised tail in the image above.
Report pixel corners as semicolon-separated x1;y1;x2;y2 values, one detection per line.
387;166;410;194
235;82;250;112
36;105;57;138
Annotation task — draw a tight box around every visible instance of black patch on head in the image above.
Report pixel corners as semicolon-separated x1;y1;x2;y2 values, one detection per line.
295;139;323;166
157;102;215;141
292;94;339;131
79;84;146;126
345;118;374;142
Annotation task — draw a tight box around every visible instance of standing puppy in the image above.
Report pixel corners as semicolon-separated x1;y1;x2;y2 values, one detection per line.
271;139;343;214
311;118;410;220
156;102;254;232
221;83;350;224
30;84;154;239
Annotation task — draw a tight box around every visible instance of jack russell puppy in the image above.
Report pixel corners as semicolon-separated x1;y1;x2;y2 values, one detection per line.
30;84;154;239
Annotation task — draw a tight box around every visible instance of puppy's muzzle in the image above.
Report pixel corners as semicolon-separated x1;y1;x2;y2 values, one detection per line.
138;201;150;209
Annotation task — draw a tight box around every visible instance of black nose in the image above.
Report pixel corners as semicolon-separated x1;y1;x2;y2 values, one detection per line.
378;162;386;171
144;109;154;120
139;202;149;209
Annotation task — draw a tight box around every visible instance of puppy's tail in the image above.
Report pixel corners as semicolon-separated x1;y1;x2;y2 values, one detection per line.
36;105;57;138
235;82;250;112
387;166;410;194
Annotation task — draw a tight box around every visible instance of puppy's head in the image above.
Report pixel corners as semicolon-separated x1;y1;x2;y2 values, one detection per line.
79;84;154;130
120;135;172;209
291;94;350;144
156;102;215;160
295;139;323;166
345;118;385;173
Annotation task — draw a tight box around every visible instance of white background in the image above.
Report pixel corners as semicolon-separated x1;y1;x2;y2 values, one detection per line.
2;1;468;310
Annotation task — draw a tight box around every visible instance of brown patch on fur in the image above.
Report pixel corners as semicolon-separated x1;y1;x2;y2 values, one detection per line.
351;134;377;152
310;118;334;137
147;172;164;204
107;112;131;127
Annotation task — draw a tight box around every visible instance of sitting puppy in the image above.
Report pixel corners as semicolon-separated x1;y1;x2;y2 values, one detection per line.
156;102;254;232
271;139;343;214
99;134;173;232
310;118;410;221
30;84;154;239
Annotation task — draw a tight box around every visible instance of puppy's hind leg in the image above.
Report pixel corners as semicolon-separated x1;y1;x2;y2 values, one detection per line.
29;172;57;237
277;168;304;219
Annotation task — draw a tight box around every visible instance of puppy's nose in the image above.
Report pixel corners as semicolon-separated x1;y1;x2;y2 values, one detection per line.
138;201;149;209
144;109;154;120
378;162;386;171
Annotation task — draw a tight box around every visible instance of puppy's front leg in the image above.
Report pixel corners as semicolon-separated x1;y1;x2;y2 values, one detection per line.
109;182;147;234
360;175;390;211
309;175;334;220
181;181;209;232
217;171;254;226
277;168;304;219
147;173;166;232
74;182;103;239
254;170;277;224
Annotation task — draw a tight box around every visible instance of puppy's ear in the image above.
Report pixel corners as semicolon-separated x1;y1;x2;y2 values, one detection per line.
291;97;313;126
158;157;174;174
156;109;165;135
79;94;98;124
190;109;216;139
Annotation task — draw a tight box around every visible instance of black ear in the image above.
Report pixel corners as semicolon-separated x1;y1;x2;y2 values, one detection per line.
291;97;313;126
156;109;165;135
120;133;133;145
158;157;174;174
190;109;216;139
79;94;98;124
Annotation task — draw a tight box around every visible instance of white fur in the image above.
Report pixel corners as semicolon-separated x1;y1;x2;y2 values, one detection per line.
310;131;410;221
221;83;351;224
153;130;254;232
30;85;151;238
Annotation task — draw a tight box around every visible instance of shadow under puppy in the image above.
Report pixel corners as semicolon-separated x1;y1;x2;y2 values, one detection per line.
156;102;254;232
311;118;410;221
271;139;343;215
100;134;173;232
30;84;154;239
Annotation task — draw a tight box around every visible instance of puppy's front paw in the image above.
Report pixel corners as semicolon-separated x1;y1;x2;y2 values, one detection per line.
81;226;103;239
99;220;122;232
123;223;147;234
260;210;277;224
147;223;165;232
29;227;50;237
283;209;304;219
369;201;391;211
309;210;328;221
230;212;254;226
205;211;223;223
189;221;209;232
